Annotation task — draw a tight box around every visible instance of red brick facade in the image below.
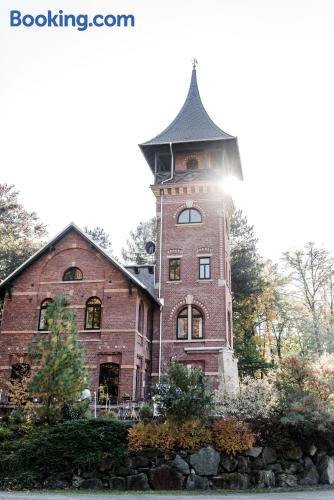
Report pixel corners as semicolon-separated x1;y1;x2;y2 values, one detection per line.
0;228;158;403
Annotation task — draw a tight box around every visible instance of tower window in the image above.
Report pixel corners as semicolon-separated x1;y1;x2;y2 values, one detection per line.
137;301;144;334
38;298;53;331
177;306;204;340
186;158;199;170
85;297;102;330
199;257;211;279
169;258;181;281
63;267;83;281
177;208;202;224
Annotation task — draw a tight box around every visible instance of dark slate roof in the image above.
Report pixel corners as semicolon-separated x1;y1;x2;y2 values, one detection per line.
140;68;235;146
125;265;155;296
0;223;159;305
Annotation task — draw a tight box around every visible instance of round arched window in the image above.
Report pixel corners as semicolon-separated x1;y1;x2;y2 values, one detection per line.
177;306;203;340
85;297;102;330
63;267;83;281
38;298;53;331
177;208;202;224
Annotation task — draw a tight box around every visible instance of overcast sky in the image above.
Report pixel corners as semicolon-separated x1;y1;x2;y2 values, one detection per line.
1;0;334;262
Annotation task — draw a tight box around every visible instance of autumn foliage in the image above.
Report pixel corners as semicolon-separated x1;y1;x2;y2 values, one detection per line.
212;418;256;455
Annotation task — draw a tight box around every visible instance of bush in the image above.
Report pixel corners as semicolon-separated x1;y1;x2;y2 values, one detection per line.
214;376;276;421
139;403;153;420
212;418;256;455
152;362;213;422
128;419;212;452
0;419;129;488
0;426;14;441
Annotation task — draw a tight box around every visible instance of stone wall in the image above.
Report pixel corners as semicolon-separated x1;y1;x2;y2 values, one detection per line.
49;444;334;491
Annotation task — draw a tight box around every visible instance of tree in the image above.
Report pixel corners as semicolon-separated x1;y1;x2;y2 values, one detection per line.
152;362;213;422
28;295;88;423
230;210;270;376
84;226;113;255
0;183;47;281
284;243;332;356
122;217;157;265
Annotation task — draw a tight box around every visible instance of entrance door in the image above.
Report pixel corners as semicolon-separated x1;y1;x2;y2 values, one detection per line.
98;363;120;403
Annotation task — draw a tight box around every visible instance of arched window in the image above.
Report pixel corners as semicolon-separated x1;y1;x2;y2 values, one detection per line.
38;298;53;331
63;267;83;281
177;306;203;340
186;158;198;170
98;363;119;403
137;301;144;334
177;208;202;224
85;297;102;330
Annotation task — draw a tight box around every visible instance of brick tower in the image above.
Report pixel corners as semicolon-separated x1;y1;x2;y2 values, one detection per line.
139;62;243;390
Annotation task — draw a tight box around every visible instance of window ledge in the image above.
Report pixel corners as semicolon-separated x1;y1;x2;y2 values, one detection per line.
176;223;203;227
82;330;101;333
176;339;204;343
196;279;213;282
166;280;182;284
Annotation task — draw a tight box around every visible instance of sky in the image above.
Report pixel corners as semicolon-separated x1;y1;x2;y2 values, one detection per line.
1;0;334;262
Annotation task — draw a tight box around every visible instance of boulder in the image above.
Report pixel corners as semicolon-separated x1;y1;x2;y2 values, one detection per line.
170;454;190;475
309;444;317;457
276;473;298;487
126;473;150;490
255;470;275;488
299;458;319;486
79;478;103;490
72;475;84;488
318;455;334;485
267;463;282;473
221;455;238;472
212;473;249;489
186;474;209;490
237;456;249;473
284;446;302;461
148;465;183;490
118;466;137;476
189;447;220;476
262;447;277;465
245;447;263;458
109;476;126;489
130;456;150;468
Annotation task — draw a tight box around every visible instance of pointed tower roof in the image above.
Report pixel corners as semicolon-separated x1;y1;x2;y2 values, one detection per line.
139;64;242;179
141;67;235;145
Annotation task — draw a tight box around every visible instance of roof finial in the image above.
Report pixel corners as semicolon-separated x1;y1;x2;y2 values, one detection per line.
191;57;198;70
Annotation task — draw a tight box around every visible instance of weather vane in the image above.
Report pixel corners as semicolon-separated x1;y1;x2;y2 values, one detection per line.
191;58;198;69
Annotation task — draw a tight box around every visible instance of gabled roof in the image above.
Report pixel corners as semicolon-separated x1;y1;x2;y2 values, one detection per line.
140;68;235;146
0;223;159;305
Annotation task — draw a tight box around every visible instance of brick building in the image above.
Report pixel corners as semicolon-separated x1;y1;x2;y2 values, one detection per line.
0;64;242;402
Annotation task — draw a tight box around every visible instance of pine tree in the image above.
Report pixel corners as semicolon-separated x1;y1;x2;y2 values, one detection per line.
28;295;88;423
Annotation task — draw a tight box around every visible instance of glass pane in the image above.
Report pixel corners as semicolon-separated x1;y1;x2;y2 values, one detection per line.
92;307;101;329
178;209;190;224
177;317;188;339
89;297;101;305
169;259;180;280
192;316;203;338
190;209;202;223
63;267;83;281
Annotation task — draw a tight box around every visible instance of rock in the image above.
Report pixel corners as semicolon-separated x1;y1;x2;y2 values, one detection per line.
299;458;319;486
255;470;275;488
72;475;84;488
285;446;302;461
212;473;249;489
318;455;334;485
148;465;183;490
186;474;209;490
237;456;249;473
221;455;238;472
285;462;301;474
267;463;283;473
109;476;126;489
43;478;69;489
262;447;277;465
126;473;150;490
130;456;150;468
245;447;263;458
118;466;137;476
276;473;298;487
309;444;317;457
189;446;220;476
98;455;113;473
170;454;190;475
79;478;103;490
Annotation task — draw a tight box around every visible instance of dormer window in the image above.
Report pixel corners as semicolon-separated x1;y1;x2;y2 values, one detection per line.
63;267;83;281
186;158;198;170
177;208;202;224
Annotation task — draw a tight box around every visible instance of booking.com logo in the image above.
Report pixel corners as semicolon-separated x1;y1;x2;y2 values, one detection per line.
10;10;135;31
